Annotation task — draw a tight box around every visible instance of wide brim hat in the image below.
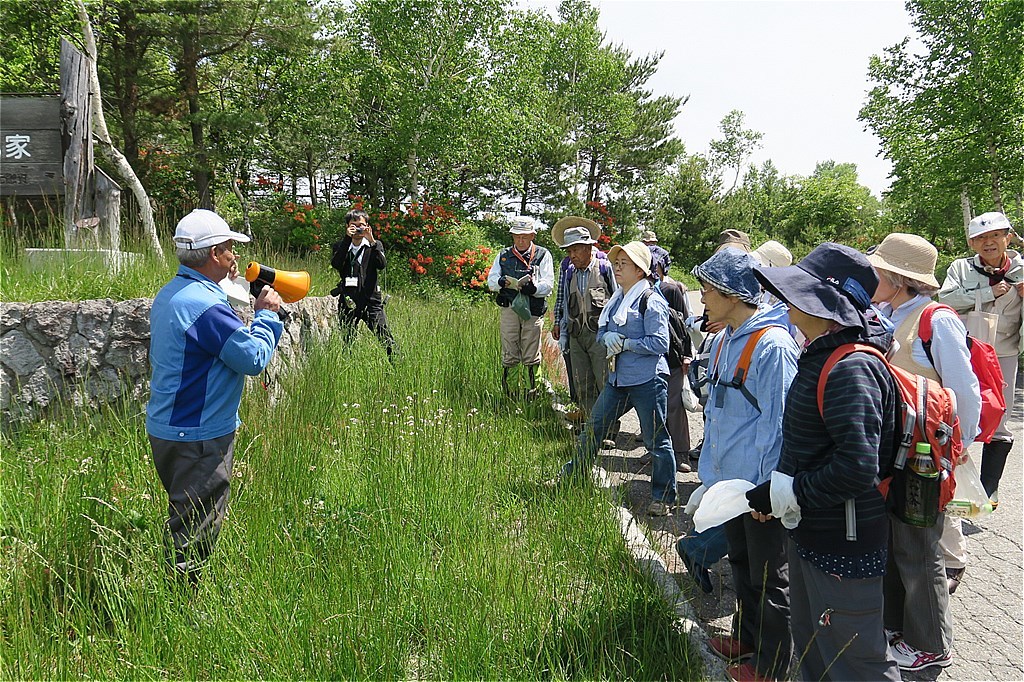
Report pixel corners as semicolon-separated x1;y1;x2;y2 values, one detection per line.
866;233;939;288
553;216;600;247
607;241;652;276
508;216;539;235
754;242;878;329
692;247;761;305
753;240;793;268
640;230;659;243
967;211;1012;240
558;225;598;248
174;209;250;250
716;228;751;253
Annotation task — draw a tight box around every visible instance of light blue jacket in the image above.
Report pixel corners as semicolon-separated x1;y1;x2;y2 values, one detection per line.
599;286;670;387
147;266;283;441
698;301;799;487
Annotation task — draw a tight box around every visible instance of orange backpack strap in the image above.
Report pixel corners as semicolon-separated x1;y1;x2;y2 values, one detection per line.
815;343;885;416
733;326;774;385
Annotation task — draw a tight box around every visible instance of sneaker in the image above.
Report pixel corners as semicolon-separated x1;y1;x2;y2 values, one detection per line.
890;640;952;671
676;458;692;473
884;628;903;645
946;566;965;595
647;500;672;516
600;438;617;449
564;409;585;422
709;635;754;662
727;662;775;682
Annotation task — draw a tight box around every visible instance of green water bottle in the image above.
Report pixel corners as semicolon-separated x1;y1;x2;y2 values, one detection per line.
902;442;940;527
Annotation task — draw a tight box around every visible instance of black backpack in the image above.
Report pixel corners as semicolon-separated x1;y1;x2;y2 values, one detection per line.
639;287;691;367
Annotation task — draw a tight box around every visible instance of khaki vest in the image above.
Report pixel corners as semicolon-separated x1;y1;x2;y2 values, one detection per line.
566;258;610;336
890;304;940;382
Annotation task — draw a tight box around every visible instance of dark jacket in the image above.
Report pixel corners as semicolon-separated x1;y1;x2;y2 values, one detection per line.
778;322;898;557
331;236;387;308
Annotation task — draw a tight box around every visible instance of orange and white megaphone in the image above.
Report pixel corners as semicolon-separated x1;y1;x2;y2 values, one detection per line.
244;262;310;303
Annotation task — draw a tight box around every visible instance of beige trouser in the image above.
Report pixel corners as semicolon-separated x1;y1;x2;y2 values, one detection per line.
567;326;607;415
500;306;543;367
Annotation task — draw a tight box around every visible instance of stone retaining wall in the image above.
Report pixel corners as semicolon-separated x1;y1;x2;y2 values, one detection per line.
1;296;338;425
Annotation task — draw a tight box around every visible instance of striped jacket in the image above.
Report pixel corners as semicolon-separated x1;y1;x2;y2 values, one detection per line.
778;322;898;558
146;265;283;441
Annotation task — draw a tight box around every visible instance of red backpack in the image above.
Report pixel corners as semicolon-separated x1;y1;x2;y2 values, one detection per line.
919;303;1007;443
816;344;963;513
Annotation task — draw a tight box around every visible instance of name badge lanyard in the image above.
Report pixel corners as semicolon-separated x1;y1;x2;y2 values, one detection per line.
511;243;537;274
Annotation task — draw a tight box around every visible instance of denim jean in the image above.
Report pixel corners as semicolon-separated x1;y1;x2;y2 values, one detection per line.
677;525;729;567
561;373;677;503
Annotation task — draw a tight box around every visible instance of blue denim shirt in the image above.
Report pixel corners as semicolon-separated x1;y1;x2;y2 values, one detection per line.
599;286;670;387
698;301;799;487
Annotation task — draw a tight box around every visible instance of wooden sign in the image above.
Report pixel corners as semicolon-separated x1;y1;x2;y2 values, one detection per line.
0;95;64;196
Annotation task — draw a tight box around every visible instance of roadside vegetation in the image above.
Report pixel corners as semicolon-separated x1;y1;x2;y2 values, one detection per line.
0;297;699;679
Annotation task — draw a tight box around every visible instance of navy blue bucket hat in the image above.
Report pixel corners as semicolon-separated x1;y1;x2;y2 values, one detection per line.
753;242;878;328
692;247;761;304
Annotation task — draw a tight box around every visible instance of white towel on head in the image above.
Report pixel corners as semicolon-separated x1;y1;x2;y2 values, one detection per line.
598;279;651;329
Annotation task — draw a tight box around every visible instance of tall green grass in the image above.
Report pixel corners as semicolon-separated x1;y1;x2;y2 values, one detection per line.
1;298;699;679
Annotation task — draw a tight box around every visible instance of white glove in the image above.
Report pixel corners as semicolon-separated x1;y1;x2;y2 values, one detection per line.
603;332;625;356
683;484;707;516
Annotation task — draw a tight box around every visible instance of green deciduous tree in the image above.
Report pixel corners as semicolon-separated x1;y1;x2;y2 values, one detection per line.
861;0;1024;239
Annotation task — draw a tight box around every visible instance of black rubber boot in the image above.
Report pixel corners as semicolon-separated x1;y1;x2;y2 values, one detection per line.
980;440;1013;498
527;365;538;398
502;367;512;397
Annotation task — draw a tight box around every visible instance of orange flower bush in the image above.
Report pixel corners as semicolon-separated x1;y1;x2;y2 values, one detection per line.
442;246;493;291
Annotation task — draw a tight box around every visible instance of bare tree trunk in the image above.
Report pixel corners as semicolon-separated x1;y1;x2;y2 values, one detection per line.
960;187;973;233
230;156;250;234
180;27;212;210
306;149;317;206
406;149;419;203
74;0;163;258
521;174;529;215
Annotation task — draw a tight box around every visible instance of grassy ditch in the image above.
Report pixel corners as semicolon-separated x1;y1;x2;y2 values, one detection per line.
0;298;699;679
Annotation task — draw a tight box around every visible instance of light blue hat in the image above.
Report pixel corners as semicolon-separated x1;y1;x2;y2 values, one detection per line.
692;247;761;304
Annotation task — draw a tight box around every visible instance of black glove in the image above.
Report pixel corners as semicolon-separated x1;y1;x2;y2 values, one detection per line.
745;481;772;516
498;276;508;288
521;281;537;296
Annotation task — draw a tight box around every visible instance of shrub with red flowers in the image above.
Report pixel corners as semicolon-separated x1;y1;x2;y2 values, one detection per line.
348;195;459;258
139;146;193;221
586;200;619;251
408;252;433;276
441;246;493;292
250;192;324;253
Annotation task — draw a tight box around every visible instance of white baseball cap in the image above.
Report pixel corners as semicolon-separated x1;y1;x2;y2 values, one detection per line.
174;209;250;249
967;211;1012;240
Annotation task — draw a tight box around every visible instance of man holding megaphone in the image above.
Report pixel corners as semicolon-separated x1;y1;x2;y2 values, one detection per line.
147;209;284;585
330;209;397;358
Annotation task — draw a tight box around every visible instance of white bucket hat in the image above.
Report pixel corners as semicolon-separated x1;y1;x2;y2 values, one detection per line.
866;232;939;288
607;241;652;276
558;226;597;248
174;209;250;250
508;216;539;235
753;240;793;268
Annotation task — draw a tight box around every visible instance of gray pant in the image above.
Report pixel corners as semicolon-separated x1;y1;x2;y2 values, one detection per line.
567;326;607;416
725;514;792;679
666;365;690;462
789;545;900;682
150;432;235;579
884;513;953;653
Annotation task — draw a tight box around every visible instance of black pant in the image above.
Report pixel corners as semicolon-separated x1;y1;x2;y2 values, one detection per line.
724;513;792;678
339;299;396;356
150;432;235;580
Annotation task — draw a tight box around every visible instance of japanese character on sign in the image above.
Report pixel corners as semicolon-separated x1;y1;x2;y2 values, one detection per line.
4;134;32;160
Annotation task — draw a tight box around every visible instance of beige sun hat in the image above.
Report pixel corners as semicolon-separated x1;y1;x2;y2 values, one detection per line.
553;216;600;247
865;232;939;288
753;240;793;268
607;241;652;276
640;230;659;243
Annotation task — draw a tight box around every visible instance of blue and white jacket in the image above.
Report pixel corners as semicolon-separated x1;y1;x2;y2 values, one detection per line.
699;302;799;487
146;265;283;441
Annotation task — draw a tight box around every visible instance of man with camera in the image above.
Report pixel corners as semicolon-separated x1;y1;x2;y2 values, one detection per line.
331;209;397;358
147;209;284;585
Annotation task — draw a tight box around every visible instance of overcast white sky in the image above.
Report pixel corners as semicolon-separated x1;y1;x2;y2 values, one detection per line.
523;0;916;198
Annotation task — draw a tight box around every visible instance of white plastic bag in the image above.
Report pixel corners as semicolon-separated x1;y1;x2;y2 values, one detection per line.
945;455;995;519
681;370;702;412
693;479;755;533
